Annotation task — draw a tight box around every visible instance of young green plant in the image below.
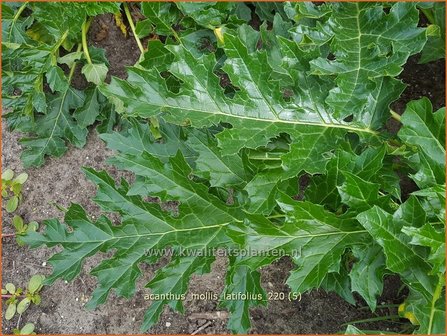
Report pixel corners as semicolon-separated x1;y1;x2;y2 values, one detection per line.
2;169;28;213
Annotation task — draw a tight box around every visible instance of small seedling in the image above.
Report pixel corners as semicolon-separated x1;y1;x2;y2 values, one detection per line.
2;275;45;321
13;323;36;335
12;216;39;246
2;169;28;213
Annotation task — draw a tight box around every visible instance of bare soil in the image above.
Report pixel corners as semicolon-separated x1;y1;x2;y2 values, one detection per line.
2;12;445;335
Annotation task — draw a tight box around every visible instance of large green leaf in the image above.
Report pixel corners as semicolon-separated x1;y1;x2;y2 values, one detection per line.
349;244;386;311
186;129;247;187
398;97;446;188
231;195;369;294
23;160;240;330
2;3;33;44
403;223;445;274
140;2;181;38
142;255;215;331
310;2;426;128
305;146;386;210
29;2;120;43
402;281;446;334
357;206;438;299
176;2;238;29
103;3;425;180
220;264;266;334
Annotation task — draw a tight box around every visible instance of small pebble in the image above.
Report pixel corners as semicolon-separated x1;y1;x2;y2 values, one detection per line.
42;262;47;267
165;322;172;327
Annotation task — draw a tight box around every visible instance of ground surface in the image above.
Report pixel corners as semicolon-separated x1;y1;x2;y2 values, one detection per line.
1;13;445;335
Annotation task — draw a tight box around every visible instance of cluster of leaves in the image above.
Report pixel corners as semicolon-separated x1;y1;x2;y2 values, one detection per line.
2;275;45;322
12;215;39;246
9;1;445;334
2;169;28;213
2;2;121;167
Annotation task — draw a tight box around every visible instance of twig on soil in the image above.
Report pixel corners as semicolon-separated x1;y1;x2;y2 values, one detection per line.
191;321;212;335
2;233;16;238
188;311;229;320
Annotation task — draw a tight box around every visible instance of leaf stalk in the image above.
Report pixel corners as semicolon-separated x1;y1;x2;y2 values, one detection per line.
427;273;445;334
390;110;401;122
81;17;94;65
52;30;69;54
123;2;144;54
8;1;28;41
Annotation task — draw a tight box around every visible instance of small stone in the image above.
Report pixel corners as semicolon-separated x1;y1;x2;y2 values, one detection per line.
75;298;79;302
268;282;273;288
42;262;47;267
165;322;172;327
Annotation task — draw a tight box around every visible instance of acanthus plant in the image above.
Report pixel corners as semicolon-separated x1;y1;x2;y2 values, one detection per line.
2;1;444;334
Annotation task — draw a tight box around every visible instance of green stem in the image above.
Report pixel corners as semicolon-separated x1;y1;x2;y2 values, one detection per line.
67;44;83;84
52;30;69;53
249;155;282;161
8;2;28;40
390;110;401;122
13;2;27;21
427;273;445;334
267;214;286;219
421;8;435;25
171;27;181;43
81;17;93;64
123;2;144;54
